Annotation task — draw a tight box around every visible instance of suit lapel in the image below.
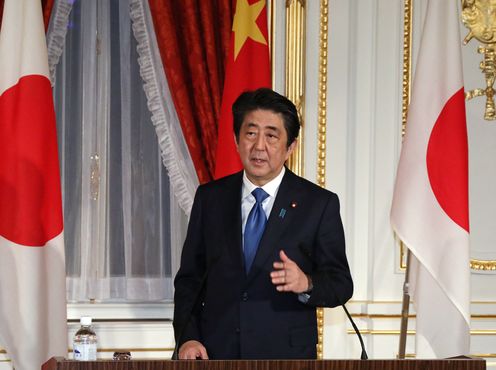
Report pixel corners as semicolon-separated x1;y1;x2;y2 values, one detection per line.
246;170;302;282
219;172;244;270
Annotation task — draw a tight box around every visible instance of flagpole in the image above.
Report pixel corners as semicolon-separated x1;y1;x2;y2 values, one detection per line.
398;247;411;359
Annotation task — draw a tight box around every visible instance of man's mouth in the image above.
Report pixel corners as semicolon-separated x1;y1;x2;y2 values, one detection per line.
251;157;267;164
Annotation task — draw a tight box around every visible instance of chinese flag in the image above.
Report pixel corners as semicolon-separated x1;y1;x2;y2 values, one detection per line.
214;0;271;179
0;1;67;369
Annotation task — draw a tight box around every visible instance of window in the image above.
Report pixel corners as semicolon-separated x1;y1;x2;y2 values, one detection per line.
53;0;187;302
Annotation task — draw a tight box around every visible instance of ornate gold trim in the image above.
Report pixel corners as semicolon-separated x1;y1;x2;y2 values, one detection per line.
348;329;415;335
348;329;496;335
285;0;321;359
472;330;496;335
350;313;496;319
471;258;496;271
269;0;276;89
316;0;329;360
316;306;324;359
399;0;412;270
401;0;412;136
285;0;305;176
317;1;328;189
348;299;496;304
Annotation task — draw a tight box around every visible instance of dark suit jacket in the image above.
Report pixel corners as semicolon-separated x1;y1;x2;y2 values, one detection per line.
173;169;353;359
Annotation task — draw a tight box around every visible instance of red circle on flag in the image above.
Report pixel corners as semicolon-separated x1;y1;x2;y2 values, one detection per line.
0;75;63;246
426;88;469;233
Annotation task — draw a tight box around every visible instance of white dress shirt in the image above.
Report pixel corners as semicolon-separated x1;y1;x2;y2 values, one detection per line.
241;167;286;245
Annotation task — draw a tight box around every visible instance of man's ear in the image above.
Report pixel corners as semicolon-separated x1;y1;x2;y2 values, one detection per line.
234;133;240;153
286;139;297;158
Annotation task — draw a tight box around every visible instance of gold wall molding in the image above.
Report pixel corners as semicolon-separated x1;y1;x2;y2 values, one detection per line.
399;0;412;270
285;0;306;176
471;258;496;271
348;329;415;335
317;0;328;189
275;0;330;359
348;329;496;336
350;313;496;319
401;0;412;136
285;0;324;359
315;0;329;360
269;0;276;89
270;0;325;358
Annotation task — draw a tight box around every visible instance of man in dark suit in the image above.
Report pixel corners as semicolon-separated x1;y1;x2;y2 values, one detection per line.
173;88;353;360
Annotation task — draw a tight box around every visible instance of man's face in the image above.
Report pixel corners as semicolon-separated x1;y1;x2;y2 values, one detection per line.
236;109;296;186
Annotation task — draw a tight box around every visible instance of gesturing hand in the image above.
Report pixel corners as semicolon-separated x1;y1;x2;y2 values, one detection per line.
270;250;311;293
178;340;209;360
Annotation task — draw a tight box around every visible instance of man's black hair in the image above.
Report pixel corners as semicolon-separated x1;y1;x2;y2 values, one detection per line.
232;88;300;147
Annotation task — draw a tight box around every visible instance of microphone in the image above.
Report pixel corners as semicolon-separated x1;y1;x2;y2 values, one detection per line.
341;303;368;360
298;243;368;360
172;252;222;360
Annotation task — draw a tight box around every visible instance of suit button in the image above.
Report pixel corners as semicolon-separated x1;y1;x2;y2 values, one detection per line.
235;328;240;333
242;292;248;301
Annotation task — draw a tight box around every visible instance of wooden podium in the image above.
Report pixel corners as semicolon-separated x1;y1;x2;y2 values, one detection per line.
43;357;486;370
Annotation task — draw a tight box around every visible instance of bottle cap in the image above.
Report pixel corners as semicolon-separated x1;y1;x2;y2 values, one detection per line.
80;316;92;326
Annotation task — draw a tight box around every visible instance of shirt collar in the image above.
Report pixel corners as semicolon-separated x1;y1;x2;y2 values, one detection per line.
242;167;286;201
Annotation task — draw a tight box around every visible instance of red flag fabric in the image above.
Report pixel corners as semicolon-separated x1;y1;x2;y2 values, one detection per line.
0;1;67;369
390;0;470;358
214;0;271;179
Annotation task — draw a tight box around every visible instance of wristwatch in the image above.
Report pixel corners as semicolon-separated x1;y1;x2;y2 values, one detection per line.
297;275;313;304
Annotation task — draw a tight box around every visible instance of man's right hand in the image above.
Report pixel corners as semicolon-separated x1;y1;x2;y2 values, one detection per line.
178;340;209;360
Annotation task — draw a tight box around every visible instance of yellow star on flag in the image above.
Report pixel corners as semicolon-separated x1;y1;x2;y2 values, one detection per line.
232;0;267;60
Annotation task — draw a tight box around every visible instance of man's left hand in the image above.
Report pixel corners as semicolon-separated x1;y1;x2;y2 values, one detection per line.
271;250;310;293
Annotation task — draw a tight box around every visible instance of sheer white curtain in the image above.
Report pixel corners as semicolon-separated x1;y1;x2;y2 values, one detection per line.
52;0;194;302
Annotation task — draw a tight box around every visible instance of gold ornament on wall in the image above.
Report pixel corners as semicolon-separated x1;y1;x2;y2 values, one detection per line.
459;0;496;271
461;0;496;120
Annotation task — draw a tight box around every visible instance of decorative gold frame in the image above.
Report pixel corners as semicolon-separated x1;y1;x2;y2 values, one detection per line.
399;0;412;270
270;0;328;359
315;0;329;360
285;0;306;176
401;0;496;271
401;0;412;137
317;1;328;190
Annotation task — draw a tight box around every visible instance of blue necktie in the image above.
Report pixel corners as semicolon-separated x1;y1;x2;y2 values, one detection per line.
244;188;269;273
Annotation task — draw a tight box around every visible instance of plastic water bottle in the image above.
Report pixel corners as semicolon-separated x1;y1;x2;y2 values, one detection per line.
73;317;97;361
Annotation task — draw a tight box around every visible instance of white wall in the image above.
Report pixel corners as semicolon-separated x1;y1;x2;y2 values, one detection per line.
300;0;496;363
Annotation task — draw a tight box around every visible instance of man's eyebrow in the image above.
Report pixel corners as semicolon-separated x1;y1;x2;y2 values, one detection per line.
264;125;280;132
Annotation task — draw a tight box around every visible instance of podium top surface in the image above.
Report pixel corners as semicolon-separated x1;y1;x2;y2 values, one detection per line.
43;357;486;370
